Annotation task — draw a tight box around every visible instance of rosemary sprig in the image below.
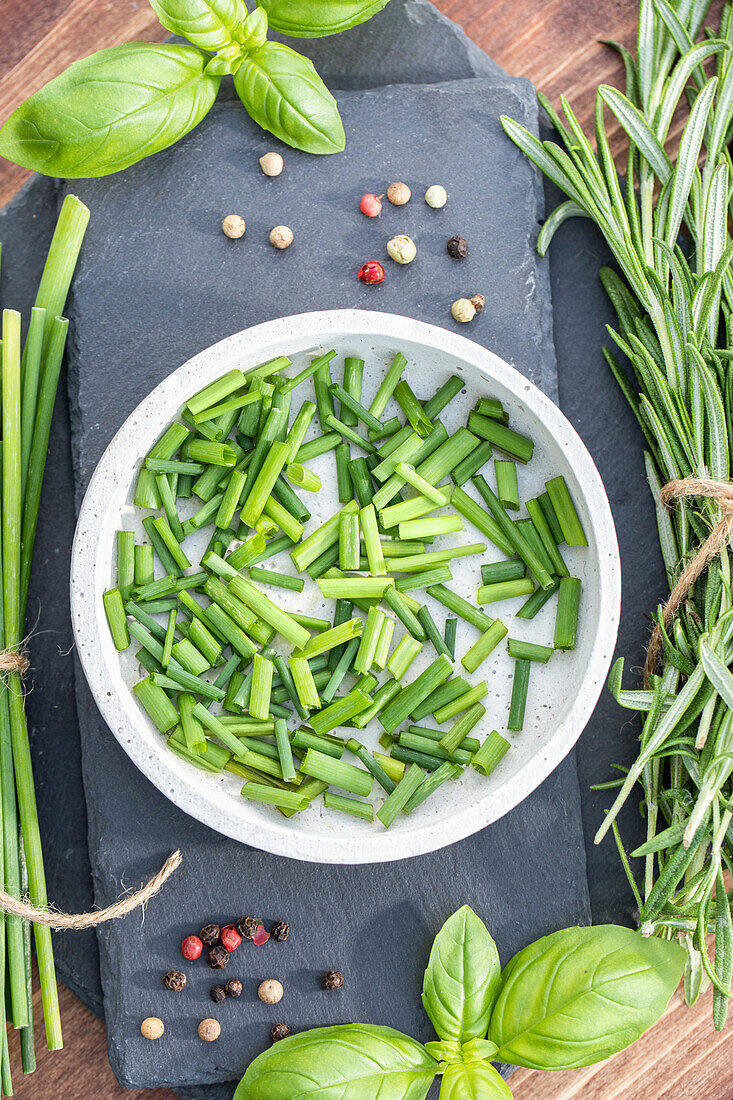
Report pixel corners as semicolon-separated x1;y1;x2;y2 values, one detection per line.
503;0;733;1028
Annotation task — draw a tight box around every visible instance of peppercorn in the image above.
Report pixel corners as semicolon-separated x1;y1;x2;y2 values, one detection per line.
446;234;469;259
225;978;243;998
221;924;242;952
222;214;246;240
451;298;476;323
358;261;385;285
237;916;261;940
181;935;203;961
359;193;382;217
207;945;230;970
141;1016;164;1040
258;978;284;1004
323;970;344;990
259;151;284;177
210;985;227;1003
198;1018;221;1042
200;923;221;947
271;920;289;942
387;182;411;205
425;184;447;208
271;1023;291;1043
387;235;417;265
163;970;186;993
470;294;486;313
269;225;294;250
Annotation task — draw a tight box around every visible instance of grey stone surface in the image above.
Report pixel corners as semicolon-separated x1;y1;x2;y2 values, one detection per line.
60;72;582;1089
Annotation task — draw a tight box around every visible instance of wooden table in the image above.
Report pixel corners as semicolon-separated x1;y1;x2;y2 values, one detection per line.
0;1;728;1096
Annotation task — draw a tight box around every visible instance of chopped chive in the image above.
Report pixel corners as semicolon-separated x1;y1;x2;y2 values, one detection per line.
477;579;535;604
249;655;274;719
146;458;204;476
472;731;510;776
309;688;372;736
328;382;384;433
347;456;374;508
241;783;308;812
507;638;554;662
450;485;514;555
192;704;252;759
373;431;423;481
341;356;365;426
399;515;463;540
462;620;507;674
291;730;344;759
249;566;304;592
423;376;465;418
545;475;587;546
451;440;493;486
178;693;205;752
161;608;177;667
352;679;403;728
274;721;297;783
171;636;210;676
516;577;560;620
345;740;396;794
393;380;432;437
379;491;449;529
360;504;386;575
298;616;362;659
295;431;341;463
508;659;531;730
325;413;377;454
226;535;268;573
439;703;486;754
416;604;451;657
383;586;426;640
240;441;290;526
301;748;373;796
318;576;394;599
373;751;405;784
468;412;534;463
404;762;462;813
427;583;493;632
434;681;487;724
134;543;155;588
481;560;525;584
398;731;473;765
323;791;374;820
393;463;448;506
281;351;336;397
379;654;453;734
155;474;185;541
408;724;480;753
354;607;386;673
475;397;505;420
151;516;191;570
444;617;457;659
133;676;178;733
495;460;519;510
526;498;569;577
554;577;582;649
187;440;237;467
117;530;135;601
538;490;564;543
229;575;311;648
368;352;407;418
516;518;555;578
368;416;401;442
320;638;360;703
339;512;360;570
186;370;246;418
290;500;358;572
397;566;453;592
411;678;469;722
373;614;395;670
103;588;129;650
377;764;424;827
188;617;223;665
471;477;553;589
332;442;350;503
215;468;246;530
387;544;486;573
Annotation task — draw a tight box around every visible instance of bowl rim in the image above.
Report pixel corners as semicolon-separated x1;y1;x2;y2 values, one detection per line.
71;308;621;864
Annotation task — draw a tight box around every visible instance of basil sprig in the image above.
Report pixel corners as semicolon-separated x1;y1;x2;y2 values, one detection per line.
0;0;381;177
234;906;684;1099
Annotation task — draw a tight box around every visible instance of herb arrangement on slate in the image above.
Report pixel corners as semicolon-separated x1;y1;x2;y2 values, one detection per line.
504;0;733;1030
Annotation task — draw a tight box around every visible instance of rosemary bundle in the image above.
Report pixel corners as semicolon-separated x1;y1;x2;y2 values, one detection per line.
503;0;733;1027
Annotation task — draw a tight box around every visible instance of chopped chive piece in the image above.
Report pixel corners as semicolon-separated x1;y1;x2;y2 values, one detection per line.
309;688;372;735
192;704;250;759
477;579;535;604
369;416;401;442
161;608;177;667
481;560;525;584
229;575;311;648
171;636;210;675
516;518;555;578
393;380;432;437
379;654;453;734
117;530;135;601
291;729;343;759
339;512;360;570
133;676;178;733
295;431;341;463
341;356;365;427
399;515;463;540
427;583;493;632
155;474;185;541
434;681;487;724
290;500;358;572
298;616;362;659
187;440;237;467
240;441;290;526
450;485;514;555
471;477;553;589
373;432;423;481
377;764;424;827
103;588;129;650
444;617;457;659
383;586;426;640
554;577;582;649
191;389;262;423
318;576;394;599
389;544;485;572
325;414;377;453
249;566;304;592
508;659;531;730
451;439;493;487
545;475;587;546
283;400;317;461
134;543;155;588
179;692;205;752
215;468;246;530
468;412;534;463
408;724;480;753
538;490;564;543
347;742;396;794
495;460;519;510
347;456;374;507
379;491;449;529
373;615;395;670
411;678;469;722
249;655;274;719
352;679;403;728
334;442;351;503
188;616;222;666
416;604;451;657
526;498;569;577
439;703;486;754
146;458;204;476
321;638;360;703
354;607;386;673
368;352;406;418
462;620;507;674
360;504;386;575
328;382;384;433
281;351;336;397
393;463;448;506
241;783;308;811
301;748;373;796
423;376;465;418
404;762;462;813
516;577;560;620
398;731;473;765
472;731;510;776
227;535;268;572
373;751;405;784
151;516;191;570
397;566;453;592
475;397;505;420
323;791;374;821
507;638;554;663
186;370;246;418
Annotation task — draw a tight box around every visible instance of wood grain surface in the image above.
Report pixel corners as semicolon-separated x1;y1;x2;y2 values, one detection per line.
0;0;729;1096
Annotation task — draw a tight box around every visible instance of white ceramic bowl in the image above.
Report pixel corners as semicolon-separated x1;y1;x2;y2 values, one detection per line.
71;310;620;864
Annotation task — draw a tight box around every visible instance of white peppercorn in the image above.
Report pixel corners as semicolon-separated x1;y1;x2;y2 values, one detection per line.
451;298;476;323
258;978;284;1004
222;214;246;239
424;185;447;208
141;1017;164;1040
269;225;294;250
259;152;284;176
386;235;416;264
198;1018;221;1042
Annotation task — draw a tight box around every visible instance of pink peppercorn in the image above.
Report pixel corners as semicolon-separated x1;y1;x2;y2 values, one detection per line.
358;261;385;285
359;192;382;217
181;935;203;961
220;924;242;952
252;924;271;946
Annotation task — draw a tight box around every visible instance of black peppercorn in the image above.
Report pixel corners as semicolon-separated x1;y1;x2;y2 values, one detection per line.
210;985;226;1003
162;970;186;993
207;945;230;970
323;970;344;991
236;916;261;940
271;1023;291;1043
446;234;469;259
225;978;243;998
200;923;221;946
271;920;289;942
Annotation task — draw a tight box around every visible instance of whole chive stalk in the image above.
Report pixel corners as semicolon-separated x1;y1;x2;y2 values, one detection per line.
434;681;487;724
339;512;360;570
368;352;407;418
472;731;510;776
249;654;274;719
301;748;373;797
471;477;553;589
379;655;453;734
462;620;508;674
468;412;534;463
554;577;582;649
494;460;519;510
439;703;486;754
377;763;424;827
404;762;462;813
393;380;432;437
323;791;374;821
449;485;514;555
508;659;532;730
103;589;130;650
545;475;587;546
507;638;554;663
249;566;304;593
477;578;535;604
360;504;386;575
427;583;493;632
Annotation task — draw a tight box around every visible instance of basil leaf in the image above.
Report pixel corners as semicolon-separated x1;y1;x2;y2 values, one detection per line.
0;44;219;179
233;42;345;154
234;1023;437;1099
149;0;245;51
258;0;391;38
438;1062;513;1100
489;925;685;1070
422;905;501;1044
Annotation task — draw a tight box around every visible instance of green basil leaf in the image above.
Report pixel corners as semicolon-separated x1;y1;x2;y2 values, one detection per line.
258;0;391;38
240;7;269;49
233;42;345;154
149;0;246;51
489;925;685;1070
234;1023;437;1099
0;44;220;179
438;1062;513;1100
422;905;501;1044
205;44;246;76
460;1037;498;1063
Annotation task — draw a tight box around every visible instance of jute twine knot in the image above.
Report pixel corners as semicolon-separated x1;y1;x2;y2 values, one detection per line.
644;477;733;686
0;649;29;675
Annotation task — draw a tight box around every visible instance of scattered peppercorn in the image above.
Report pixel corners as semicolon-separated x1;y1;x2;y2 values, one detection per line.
358;261;385;285
225;978;243;998
271;1023;291;1043
221;924;242;952
198;1018;221;1042
323;970;344;991
387;181;411;205
269;225;294;250
258;978;284;1004
210;985;227;1004
470;293;486;313
359;192;382;217
386;235;417;265
252;924;271;946
141;1017;164;1040
424;184;447;208
181;935;203;961
271;920;289;942
163;970;186;993
200;923;221;947
207;945;230;970
237;916;261;940
259;151;284;176
447;234;468;259
451;297;476;323
222;214;246;240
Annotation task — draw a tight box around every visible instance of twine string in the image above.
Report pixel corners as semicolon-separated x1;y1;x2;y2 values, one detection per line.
644;477;733;686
